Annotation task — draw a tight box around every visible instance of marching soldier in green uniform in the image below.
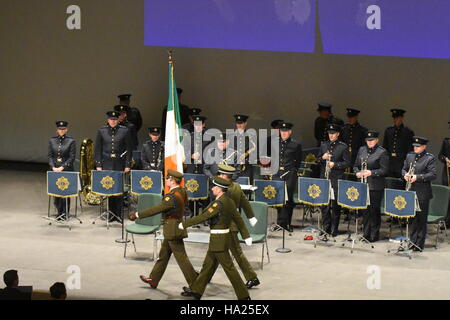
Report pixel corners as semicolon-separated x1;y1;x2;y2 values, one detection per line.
128;170;197;289
180;177;253;300
217;164;260;289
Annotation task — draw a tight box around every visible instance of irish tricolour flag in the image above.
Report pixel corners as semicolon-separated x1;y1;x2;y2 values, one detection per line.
164;55;185;193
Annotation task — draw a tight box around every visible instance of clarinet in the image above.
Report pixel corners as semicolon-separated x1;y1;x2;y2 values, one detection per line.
446;157;450;188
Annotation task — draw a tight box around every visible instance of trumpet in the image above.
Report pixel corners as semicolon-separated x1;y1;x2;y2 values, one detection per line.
360;157;368;184
324;151;332;180
405;163;415;191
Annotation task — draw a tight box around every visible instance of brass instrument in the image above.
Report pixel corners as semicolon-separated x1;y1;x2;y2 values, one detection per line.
405;163;415;191
80;138;101;205
238;138;257;173
324;150;332;180
360;156;368;184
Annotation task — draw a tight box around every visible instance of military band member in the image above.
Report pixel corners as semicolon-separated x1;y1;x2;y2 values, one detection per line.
183;115;209;174
94;111;132;222
48;121;76;220
261;119;283;158
128;170;198;289
273;122;302;232
180;177;252;300
141;127;164;171
182;108;202;134
232;114;257;182
383;109;415;178
314;103;344;147
353;130;389;242
161;87;191;139
438;122;450;225
341;108;368;169
118;94;142;133
203;131;239;180
318;124;351;237
402;136;437;251
438;121;450;187
217;164;260;289
114;104;138;151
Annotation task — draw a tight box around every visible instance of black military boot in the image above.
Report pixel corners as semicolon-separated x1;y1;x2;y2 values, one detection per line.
246;278;260;289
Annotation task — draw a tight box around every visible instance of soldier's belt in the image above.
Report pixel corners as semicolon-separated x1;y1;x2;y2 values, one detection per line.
391;153;397;157
210;229;230;234
56;158;63;163
103;152;124;159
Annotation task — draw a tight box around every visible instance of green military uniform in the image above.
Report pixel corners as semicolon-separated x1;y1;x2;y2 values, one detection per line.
182;185;251;300
138;185;197;286
227;181;258;282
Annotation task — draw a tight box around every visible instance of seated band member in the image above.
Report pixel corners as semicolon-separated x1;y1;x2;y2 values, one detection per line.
94;111;132;222
318;124;351;238
180;177;252;300
203;131;239;180
129;170;197;289
353;130;389;242
217;164;260;289
114;104;138;151
48;121;76;220
402;136;437;251
141;127;164;171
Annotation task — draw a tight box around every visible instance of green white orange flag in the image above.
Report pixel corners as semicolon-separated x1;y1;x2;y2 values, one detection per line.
164;53;185;193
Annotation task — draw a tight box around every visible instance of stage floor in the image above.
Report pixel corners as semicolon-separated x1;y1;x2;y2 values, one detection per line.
1;169;450;300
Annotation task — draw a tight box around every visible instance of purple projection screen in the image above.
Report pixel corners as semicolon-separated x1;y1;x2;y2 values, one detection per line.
319;0;450;59
144;0;450;59
144;0;316;52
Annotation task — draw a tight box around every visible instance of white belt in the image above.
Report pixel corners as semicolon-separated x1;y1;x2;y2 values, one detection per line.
211;229;229;234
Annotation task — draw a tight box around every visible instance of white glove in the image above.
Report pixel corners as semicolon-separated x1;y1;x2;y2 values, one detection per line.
249;217;258;227
244;237;253;246
178;223;184;230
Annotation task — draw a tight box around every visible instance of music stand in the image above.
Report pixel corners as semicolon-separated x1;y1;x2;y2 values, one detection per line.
44;171;83;230
384;188;421;259
341;209;374;253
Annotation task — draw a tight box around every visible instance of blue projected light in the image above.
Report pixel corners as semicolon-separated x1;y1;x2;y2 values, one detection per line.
144;0;450;59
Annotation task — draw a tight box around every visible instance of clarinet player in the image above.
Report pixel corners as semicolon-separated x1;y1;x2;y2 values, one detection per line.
353;130;389;242
402;136;437;251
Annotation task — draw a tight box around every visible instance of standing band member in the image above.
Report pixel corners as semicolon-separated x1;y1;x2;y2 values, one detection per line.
141;127;164;171
318;124;351;238
402;136;437;251
314;103;344;147
118;94;142;133
217;164;260;289
341;108;368;171
383;109;415;178
180;177;252;300
184;115;209;174
114;104;138;151
273;122;302;232
94;111;132;222
438;121;450;225
353;130;389;242
129;170;197;289
48;121;76;220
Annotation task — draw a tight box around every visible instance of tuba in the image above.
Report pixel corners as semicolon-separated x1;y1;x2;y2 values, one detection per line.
80;138;101;205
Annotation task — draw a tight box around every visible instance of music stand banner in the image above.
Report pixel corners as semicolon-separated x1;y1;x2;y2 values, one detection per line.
384;189;417;218
298;177;330;206
337;180;369;210
254;179;285;207
91;170;123;196
302;147;320;163
47;171;81;198
236;177;250;186
184;174;209;200
130;170;163;195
